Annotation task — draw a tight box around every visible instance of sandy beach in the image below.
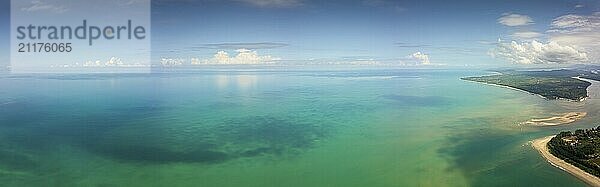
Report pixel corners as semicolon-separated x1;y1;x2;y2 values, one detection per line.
462;79;550;100
524;112;587;126
532;136;600;187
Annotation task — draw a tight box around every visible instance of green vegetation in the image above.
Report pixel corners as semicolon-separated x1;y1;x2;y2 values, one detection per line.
548;127;600;177
462;69;595;101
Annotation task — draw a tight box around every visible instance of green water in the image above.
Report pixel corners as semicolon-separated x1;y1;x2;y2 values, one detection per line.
0;69;593;186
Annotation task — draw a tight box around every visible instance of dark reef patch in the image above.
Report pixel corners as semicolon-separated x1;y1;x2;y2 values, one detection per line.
0;96;332;165
90;144;229;164
215;116;327;155
80;116;328;164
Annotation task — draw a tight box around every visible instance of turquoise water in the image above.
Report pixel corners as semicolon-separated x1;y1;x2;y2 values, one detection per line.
0;69;593;186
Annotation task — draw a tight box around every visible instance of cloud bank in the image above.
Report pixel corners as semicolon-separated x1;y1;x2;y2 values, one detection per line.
161;58;185;67
51;57;147;68
494;12;599;64
493;40;588;64
548;12;600;62
199;49;280;65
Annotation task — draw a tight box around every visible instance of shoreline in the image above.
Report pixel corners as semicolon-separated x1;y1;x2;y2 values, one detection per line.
461;75;591;102
532;136;600;187
461;79;551;100
573;76;594;84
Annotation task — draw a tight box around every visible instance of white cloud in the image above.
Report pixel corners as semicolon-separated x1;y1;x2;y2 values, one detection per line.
190;57;201;65
410;52;431;65
160;58;185;67
234;0;302;8
495;12;600;64
498;13;534;26
58;57;146;68
511;31;543;39
548;12;600;62
200;49;280;65
492;40;589;64
550;13;600;32
21;1;67;13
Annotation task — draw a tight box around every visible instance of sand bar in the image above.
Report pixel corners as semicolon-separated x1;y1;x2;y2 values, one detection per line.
524;112;587;126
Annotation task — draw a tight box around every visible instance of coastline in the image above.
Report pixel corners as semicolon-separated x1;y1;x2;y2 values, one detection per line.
461;79;551;100
574;76;594;83
532;136;600;187
461;75;591;102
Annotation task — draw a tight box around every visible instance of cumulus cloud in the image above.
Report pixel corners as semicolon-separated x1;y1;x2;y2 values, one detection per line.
494;12;600;64
200;49;280;65
498;13;534;26
410;52;431;65
161;58;185;67
511;31;543;40
547;12;600;62
492;40;589;64
190;58;201;65
21;1;67;13
234;0;302;8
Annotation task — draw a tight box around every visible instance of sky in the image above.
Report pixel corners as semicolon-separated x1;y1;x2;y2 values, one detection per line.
0;0;8;71
1;0;600;70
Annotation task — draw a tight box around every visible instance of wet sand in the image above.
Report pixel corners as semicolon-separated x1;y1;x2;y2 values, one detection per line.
524;112;587;126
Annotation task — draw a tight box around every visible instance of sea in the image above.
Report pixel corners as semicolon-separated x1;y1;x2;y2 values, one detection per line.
0;68;595;186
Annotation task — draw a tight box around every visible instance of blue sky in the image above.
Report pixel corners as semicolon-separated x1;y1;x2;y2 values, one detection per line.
2;0;600;69
149;0;600;66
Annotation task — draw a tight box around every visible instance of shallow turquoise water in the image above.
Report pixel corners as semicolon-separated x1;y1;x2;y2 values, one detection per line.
0;69;592;186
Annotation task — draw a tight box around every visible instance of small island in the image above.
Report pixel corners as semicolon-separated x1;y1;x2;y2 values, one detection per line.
462;69;600;101
533;127;600;186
